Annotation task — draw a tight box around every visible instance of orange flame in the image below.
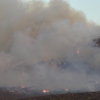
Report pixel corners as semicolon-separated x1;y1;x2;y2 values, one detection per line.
42;89;49;93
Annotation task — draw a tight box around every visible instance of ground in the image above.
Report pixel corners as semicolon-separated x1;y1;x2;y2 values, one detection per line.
0;88;100;100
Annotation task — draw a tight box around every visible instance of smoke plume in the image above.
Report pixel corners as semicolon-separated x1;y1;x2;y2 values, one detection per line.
0;0;100;91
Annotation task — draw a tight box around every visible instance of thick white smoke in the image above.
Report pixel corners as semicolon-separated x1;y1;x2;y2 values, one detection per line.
0;0;100;91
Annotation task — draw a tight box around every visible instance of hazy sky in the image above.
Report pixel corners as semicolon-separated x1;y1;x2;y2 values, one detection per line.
25;0;100;25
69;0;100;25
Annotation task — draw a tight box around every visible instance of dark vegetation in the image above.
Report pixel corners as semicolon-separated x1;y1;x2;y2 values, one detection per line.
93;38;100;47
0;89;100;100
0;89;26;100
18;91;100;100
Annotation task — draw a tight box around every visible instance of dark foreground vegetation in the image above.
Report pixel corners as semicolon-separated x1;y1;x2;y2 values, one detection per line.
18;92;100;100
0;90;26;100
1;91;100;100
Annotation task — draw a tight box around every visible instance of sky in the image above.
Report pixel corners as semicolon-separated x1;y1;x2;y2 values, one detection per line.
24;0;100;25
68;0;100;25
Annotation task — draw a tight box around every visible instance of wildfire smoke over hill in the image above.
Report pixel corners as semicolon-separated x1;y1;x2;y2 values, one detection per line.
0;0;100;92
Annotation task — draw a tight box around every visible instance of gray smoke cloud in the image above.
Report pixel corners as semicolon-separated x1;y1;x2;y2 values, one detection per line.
0;0;100;91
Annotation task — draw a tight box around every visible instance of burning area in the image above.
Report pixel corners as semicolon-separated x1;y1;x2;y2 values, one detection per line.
0;0;100;94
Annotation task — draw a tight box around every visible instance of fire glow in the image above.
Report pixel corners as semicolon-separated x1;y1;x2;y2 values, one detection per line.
66;89;69;91
21;86;25;89
77;49;80;54
42;90;50;93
